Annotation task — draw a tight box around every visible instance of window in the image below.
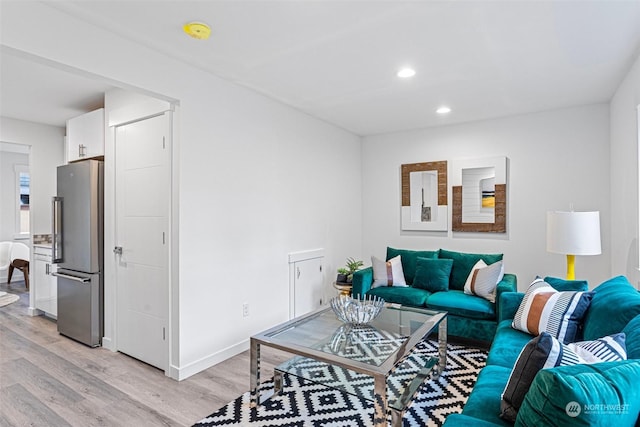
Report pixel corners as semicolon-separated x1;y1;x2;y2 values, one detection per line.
15;165;29;235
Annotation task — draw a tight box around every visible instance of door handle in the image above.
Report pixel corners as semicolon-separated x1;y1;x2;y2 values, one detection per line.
52;196;63;263
52;272;90;283
113;246;123;255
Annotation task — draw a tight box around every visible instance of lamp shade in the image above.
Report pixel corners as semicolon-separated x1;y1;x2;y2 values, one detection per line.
546;211;601;255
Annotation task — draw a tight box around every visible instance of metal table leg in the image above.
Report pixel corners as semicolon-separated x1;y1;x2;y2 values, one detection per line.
373;373;388;427
435;317;447;377
249;338;261;407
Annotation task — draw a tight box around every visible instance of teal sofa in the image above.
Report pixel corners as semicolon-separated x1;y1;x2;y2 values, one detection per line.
352;247;517;343
443;275;640;426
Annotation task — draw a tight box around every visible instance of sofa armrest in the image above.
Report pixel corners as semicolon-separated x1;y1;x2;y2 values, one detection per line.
494;273;516;319
498;291;525;323
352;267;373;297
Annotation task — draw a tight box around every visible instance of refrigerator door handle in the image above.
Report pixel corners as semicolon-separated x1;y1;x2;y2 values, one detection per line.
52;271;91;283
52;196;63;263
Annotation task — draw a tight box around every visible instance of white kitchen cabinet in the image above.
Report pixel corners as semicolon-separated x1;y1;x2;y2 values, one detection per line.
66;108;105;163
34;245;57;317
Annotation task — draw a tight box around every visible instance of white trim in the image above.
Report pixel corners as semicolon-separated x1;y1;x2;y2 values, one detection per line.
28;306;43;317
637;104;640;282
169;339;249;381
13;164;29;236
101;336;114;351
288;248;324;263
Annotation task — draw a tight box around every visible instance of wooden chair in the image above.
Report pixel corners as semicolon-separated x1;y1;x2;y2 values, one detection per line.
8;242;29;290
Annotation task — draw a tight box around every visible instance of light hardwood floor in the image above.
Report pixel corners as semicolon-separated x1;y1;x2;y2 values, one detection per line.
0;282;290;427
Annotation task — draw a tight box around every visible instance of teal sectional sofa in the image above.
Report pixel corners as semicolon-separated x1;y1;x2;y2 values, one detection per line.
352;247;517;343
443;275;640;426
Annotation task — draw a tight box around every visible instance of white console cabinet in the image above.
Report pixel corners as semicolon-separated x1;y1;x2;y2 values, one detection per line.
34;245;57;317
66;108;105;162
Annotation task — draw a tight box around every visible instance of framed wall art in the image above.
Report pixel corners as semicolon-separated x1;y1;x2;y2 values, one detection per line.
401;161;448;231
452;156;507;233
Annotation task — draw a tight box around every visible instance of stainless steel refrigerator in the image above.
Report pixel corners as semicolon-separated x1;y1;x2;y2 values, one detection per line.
52;159;104;347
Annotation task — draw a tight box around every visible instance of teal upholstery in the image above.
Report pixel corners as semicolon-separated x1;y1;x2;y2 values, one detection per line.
498;292;524;323
351;266;373;298
543;276;589;292
352;248;516;343
386;247;438;285
438;249;503;291
444;275;640;427
516;360;640;426
426;290;495;320
366;286;430;307
623;314;640;360
582;275;640;341
485;320;532;368
413;258;453;292
457;365;513;426
444;414;509;427
446;316;498;343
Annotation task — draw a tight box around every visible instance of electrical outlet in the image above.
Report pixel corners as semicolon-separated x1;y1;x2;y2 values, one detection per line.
243;303;249;317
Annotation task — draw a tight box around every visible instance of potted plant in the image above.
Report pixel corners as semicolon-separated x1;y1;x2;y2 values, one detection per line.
336;257;364;284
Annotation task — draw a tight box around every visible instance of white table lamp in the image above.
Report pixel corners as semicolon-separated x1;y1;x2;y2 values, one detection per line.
546;211;601;280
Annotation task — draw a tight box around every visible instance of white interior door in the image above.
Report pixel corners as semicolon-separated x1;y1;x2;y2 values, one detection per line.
115;113;170;371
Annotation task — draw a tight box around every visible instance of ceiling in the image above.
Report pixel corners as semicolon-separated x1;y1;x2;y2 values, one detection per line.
2;1;640;136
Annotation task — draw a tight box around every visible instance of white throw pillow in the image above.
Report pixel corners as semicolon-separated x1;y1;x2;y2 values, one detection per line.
463;260;503;302
371;255;407;288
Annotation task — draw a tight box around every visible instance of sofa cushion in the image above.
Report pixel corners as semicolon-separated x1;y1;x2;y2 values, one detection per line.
460;365;513;426
366;286;430;307
512;278;592;344
582;275;640;341
500;332;627;422
543;276;589;292
516;360;640;426
486;320;534;368
371;255;407;288
622;314;640;360
438;249;503;291
464;260;503;303
386;247;438;286
426;290;496;320
413;258;453;292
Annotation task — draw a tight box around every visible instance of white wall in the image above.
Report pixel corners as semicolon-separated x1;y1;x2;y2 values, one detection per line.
362;105;611;290
0;2;362;378
0;118;65;238
610;53;640;288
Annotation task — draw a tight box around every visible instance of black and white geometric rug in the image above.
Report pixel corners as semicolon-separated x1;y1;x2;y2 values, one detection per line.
193;341;487;427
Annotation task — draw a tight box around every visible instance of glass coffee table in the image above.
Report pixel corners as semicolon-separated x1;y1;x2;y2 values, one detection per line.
250;304;447;426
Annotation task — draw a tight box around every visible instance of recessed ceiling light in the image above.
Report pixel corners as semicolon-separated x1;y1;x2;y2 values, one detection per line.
397;68;416;78
183;22;211;40
436;106;452;114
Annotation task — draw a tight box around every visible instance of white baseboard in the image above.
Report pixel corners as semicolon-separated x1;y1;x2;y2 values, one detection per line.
169;339;249;381
27;306;42;316
101;336;115;351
